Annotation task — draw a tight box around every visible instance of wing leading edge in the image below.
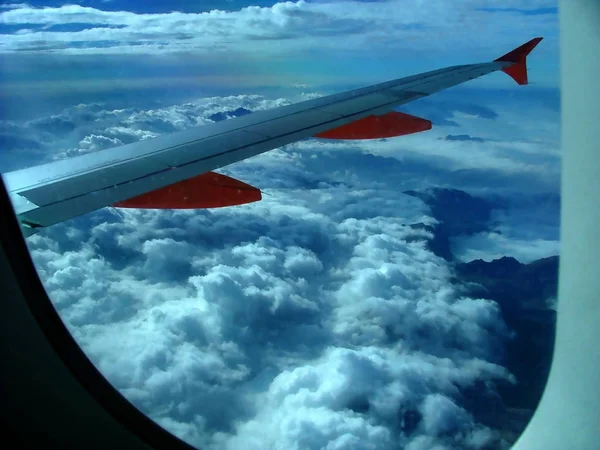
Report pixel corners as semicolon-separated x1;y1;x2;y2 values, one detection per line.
2;37;542;236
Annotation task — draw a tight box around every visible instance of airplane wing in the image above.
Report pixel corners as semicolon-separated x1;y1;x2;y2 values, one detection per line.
2;37;542;237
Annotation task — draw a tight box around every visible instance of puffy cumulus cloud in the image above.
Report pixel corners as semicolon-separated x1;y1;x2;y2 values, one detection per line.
18;90;559;449
30;198;514;448
1;94;294;169
1;0;557;55
101;126;160;144
78;133;123;151
221;347;507;450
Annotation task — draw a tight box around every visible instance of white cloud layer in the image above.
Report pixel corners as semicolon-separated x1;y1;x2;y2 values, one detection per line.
1;0;558;55
27;199;514;449
5;87;558;449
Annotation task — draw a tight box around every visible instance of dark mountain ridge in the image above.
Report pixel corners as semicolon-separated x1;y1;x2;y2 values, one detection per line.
404;187;558;443
208;107;253;122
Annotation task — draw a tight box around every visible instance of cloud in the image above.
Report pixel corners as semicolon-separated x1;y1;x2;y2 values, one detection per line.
1;0;558;55
0;94;292;169
79;133;123;150
221;347;508;450
27;197;513;449
13;87;560;449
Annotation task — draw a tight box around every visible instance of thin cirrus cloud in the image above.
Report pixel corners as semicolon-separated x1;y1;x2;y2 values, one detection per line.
0;0;557;59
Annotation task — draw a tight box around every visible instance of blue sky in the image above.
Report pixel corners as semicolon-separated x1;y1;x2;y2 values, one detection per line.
1;1;560;449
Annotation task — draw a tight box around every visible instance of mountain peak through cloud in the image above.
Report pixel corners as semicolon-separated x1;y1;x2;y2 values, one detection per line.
404;187;495;236
208;107;254;122
404;187;497;261
442;134;486;142
402;185;558;438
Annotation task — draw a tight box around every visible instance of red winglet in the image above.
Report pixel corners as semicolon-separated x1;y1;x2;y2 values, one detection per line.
494;37;543;85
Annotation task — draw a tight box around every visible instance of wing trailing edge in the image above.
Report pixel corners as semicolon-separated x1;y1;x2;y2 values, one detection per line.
494;37;543;85
113;171;261;209
313;111;432;140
